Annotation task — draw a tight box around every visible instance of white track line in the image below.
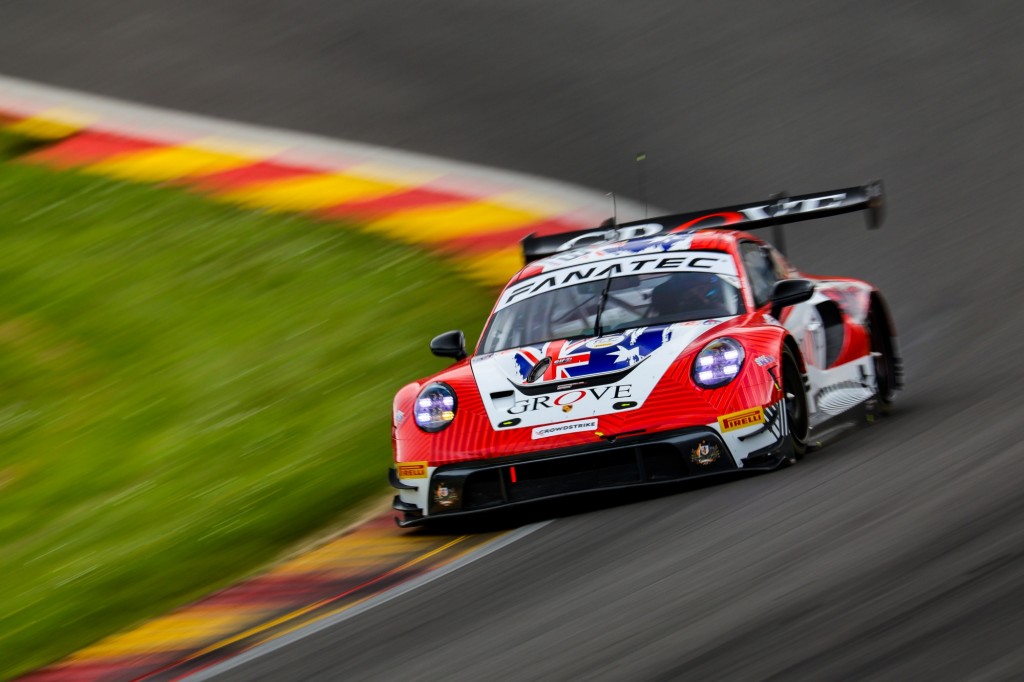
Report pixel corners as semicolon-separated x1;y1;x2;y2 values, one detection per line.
185;520;552;681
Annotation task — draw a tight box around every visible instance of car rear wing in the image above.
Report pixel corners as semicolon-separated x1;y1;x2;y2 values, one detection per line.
522;180;885;263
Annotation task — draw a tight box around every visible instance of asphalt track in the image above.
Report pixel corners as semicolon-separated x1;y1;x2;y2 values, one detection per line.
4;2;1024;679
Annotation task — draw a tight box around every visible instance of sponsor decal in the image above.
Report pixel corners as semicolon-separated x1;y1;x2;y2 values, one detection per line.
498;251;737;309
703;319;721;326
691;439;721;466
587;334;625;349
754;354;775;367
397;461;428;479
562;404;573;413
394;409;405;425
556;381;586;391
509;384;633;414
718;406;765;432
433;481;459;507
532;418;599;439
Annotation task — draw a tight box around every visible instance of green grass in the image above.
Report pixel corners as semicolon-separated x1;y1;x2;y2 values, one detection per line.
0;134;496;678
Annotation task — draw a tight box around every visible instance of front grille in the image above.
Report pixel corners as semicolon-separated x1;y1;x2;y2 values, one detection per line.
502;448;640;505
641;443;688;480
438;429;735;514
463;469;504;510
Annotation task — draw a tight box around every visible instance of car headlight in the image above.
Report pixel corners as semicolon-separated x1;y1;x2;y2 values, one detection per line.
414;382;457;432
692;337;745;388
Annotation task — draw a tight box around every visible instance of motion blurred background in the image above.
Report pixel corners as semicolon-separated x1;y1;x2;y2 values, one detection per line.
1;1;1023;679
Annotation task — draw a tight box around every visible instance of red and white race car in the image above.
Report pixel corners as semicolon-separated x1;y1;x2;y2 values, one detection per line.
390;183;901;526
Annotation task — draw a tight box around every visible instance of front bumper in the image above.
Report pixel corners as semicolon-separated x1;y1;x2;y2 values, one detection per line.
391;426;785;526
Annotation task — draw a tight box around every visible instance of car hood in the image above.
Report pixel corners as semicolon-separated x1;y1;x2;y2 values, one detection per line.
470;319;732;431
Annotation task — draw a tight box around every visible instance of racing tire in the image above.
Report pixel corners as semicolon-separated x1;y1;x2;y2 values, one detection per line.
868;306;897;414
782;346;809;460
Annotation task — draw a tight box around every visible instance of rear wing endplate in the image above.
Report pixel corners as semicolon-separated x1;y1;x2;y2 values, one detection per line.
522;180;884;263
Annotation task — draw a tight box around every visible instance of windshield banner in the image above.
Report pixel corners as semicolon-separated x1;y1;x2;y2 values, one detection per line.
497;251;738;310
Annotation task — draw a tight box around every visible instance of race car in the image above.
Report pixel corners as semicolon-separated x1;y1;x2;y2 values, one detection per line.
390;183;901;526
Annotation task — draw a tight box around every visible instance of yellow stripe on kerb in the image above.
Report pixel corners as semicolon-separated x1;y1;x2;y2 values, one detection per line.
67;607;263;661
90;144;259;181
5;108;93;139
284;537;441;574
365;202;542;244
223;173;404;211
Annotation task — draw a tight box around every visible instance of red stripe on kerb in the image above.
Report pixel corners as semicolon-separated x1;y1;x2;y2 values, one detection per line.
22;131;162;168
318;187;469;221
184;161;318;192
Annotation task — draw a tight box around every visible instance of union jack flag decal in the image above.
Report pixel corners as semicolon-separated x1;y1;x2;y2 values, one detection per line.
514;339;592;382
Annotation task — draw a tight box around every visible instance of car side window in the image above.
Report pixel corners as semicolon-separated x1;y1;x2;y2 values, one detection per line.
739;241;777;308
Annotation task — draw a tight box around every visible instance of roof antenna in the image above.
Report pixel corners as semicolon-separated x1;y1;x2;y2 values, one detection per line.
635;152;648;218
605;192;618;227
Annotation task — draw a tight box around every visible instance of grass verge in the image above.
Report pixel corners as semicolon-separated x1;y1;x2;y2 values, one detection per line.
0;132;496;678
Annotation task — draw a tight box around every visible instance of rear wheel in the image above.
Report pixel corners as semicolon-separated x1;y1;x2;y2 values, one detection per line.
868;306;897;413
782;346;809;460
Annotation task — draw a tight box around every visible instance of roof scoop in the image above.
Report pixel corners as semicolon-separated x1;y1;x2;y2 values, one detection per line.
525;356;551;383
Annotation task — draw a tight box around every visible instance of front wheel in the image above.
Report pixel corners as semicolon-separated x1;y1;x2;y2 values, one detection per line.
781;346;809;460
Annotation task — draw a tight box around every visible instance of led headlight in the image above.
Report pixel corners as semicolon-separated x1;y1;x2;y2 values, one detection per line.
692;337;745;389
414;382;457;432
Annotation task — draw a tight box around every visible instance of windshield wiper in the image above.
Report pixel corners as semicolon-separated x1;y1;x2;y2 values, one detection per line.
593;272;614;337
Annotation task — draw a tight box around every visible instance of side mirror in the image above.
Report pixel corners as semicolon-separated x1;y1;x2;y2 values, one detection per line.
770;278;815;319
430;330;467;361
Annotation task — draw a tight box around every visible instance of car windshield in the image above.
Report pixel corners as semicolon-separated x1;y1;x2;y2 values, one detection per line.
480;270;743;353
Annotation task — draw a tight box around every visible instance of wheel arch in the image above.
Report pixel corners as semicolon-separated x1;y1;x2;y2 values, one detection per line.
778;332;810;458
781;333;805;372
780;333;810;395
868;290;898;337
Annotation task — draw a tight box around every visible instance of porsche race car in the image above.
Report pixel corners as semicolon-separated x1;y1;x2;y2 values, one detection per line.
390;183;901;526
